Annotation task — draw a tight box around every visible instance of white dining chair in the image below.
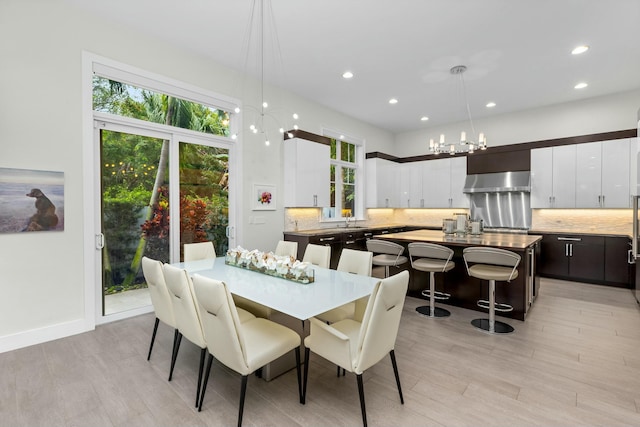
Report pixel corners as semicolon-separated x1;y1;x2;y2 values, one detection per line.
302;270;409;427
162;263;254;408
316;249;373;324
183;241;216;261
162;263;209;407
192;274;302;426
302;243;331;268
141;257;177;365
275;240;298;258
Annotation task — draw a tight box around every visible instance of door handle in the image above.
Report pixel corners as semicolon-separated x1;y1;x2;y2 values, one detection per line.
628;249;635;264
95;233;104;249
558;237;581;242
569;243;573;257
313;194;318;206
565;243;568;257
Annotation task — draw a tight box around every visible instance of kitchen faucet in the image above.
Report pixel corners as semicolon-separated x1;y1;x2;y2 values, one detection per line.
345;213;352;228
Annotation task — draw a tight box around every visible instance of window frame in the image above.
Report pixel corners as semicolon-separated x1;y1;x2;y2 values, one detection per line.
321;129;365;222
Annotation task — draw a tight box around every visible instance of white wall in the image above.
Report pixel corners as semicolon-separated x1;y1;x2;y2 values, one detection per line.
394;89;640;157
0;0;393;351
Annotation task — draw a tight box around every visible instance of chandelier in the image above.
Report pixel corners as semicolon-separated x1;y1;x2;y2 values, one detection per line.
429;65;487;155
233;0;298;145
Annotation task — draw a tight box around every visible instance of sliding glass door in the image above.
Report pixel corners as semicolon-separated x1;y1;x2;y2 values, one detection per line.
96;120;234;318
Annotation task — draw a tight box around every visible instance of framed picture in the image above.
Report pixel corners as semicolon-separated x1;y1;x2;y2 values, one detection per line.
0;167;65;233
253;184;276;210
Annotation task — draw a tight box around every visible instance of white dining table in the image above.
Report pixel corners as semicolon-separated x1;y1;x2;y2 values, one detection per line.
174;257;380;321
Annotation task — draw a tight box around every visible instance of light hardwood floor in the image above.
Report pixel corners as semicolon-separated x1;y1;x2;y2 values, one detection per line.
2;278;640;426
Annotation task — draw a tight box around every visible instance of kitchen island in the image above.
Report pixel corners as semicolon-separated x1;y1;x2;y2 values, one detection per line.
378;229;542;321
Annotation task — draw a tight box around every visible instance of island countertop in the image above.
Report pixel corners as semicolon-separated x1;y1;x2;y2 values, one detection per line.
378;229;542;250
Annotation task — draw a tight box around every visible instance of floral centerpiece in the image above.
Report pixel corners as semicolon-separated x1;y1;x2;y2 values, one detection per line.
225;246;315;284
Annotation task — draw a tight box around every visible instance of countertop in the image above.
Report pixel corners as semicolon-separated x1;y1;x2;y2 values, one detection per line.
378;229;542;250
283;223;408;237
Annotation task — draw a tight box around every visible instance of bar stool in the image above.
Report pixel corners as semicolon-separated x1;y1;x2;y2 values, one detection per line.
408;242;454;318
463;247;520;334
366;239;409;278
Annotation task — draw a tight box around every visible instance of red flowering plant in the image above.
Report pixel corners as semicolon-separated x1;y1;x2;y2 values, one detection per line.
141;187;211;260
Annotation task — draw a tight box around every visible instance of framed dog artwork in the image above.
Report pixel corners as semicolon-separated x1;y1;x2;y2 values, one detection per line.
0;167;64;233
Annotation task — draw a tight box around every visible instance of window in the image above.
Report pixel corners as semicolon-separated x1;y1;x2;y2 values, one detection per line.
92;76;231;136
322;134;363;221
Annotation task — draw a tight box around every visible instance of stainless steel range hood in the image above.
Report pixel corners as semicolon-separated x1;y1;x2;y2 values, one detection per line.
463;171;530;193
463;171;531;230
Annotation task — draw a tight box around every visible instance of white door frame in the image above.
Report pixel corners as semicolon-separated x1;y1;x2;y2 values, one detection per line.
82;52;243;327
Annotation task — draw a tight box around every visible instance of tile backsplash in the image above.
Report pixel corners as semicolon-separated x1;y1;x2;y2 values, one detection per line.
285;208;634;236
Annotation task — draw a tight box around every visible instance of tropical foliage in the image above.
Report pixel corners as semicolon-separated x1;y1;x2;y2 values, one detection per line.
95;76;231;294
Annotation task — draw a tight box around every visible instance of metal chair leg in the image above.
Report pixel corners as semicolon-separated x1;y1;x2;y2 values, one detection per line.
195;348;206;407
356;374;367;427
198;353;214;412
302;347;310;404
168;332;182;381
238;375;248;427
294;347;302;404
147;317;159;360
389;350;404;404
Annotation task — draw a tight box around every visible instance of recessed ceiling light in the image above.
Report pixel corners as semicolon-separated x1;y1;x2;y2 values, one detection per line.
342;71;354;79
389;98;398;104
574;82;588;89
420;116;429;121
571;45;589;55
486;102;496;108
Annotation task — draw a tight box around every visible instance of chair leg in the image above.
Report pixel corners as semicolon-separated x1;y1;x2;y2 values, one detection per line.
198;353;214;412
294;347;302;404
389;350;404;404
302;347;310;404
147;317;159;361
169;332;182;381
238;375;248;427
356;374;367;427
195;348;206;407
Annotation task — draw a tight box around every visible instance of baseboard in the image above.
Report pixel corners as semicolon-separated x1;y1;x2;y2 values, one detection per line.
0;318;93;354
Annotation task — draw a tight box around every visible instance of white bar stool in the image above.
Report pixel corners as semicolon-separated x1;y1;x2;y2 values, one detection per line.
408;242;454;318
463;247;520;334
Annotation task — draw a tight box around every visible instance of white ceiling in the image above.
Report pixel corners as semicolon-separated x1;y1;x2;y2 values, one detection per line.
68;0;640;134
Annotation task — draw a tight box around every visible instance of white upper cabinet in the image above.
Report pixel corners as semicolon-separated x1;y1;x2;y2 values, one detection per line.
575;142;602;208
283;137;330;207
532;139;631;209
422;157;468;208
531;145;576;208
365;158;398;208
576;139;630;208
399;162;423;208
601;138;631;207
449;156;468;208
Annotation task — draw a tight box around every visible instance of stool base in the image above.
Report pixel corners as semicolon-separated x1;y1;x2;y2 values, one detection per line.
416;305;450;318
471;318;514;334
